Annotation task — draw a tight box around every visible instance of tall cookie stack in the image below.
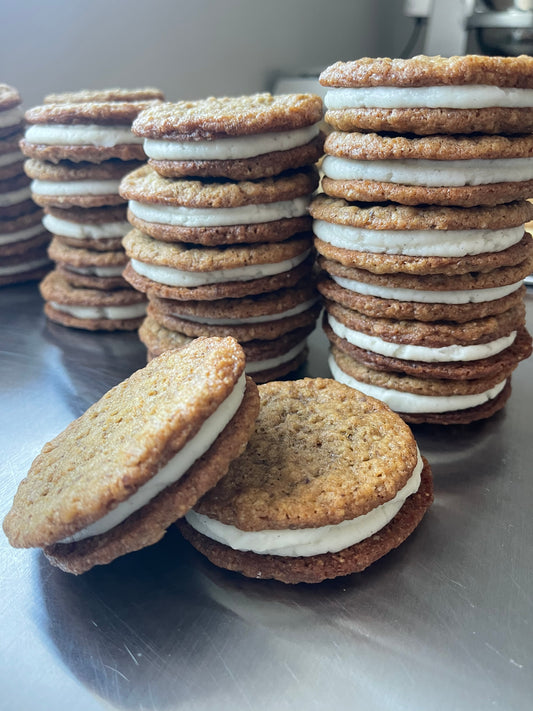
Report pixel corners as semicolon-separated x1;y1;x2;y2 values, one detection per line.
120;93;324;381
313;55;533;424
0;84;51;286
20;88;164;330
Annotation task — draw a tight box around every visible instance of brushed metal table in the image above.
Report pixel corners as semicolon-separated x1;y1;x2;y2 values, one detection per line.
1;283;532;711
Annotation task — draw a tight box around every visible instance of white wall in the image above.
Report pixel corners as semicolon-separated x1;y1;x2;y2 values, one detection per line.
1;0;413;108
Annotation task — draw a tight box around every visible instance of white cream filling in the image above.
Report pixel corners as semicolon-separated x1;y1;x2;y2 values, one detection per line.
329;354;507;414
322;155;533;187
59;372;246;543
245;340;307;374
25;124;142;147
144;123;320;161
332;274;524;304
328;314;517;362
42;213;130;239
171;297;318;325
0;257;49;275
128;195;310;227
66;265;125;277
185;449;423;557
0;223;43;245
0;186;31;207
0;106;23;128
50;301;146;319
131;249;310;287
313;220;524;257
31;179;121;196
324;85;533;110
0;151;22;167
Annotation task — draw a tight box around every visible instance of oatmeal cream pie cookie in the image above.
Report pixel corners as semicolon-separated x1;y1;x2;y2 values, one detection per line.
48;236;128;290
132;93;324;181
119;164;318;245
0;84;24;139
178;378;433;584
320;54;533;135
3;337;260;574
321;132;533;207
42;205;130;251
0;243;51;286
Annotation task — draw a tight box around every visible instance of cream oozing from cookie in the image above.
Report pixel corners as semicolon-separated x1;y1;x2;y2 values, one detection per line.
59;372;247;543
168;297;318;325
143;124;320;160
0;186;31;206
314;220;525;257
0;106;23;128
50;302;146;319
185;449;423;557
328;314;517;362
324;85;533;109
25;124;143;147
0;151;22;167
331;274;524;304
245;340;307;374
130;249;311;287
0;223;44;245
128;196;310;227
31;179;122;196
328;354;507;414
65;264;126;277
42;213;130;239
322;155;533;186
0;257;49;275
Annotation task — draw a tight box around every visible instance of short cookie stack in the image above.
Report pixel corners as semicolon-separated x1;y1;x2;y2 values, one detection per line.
20;88;164;330
0;84;50;286
119;93;324;381
313;55;533;424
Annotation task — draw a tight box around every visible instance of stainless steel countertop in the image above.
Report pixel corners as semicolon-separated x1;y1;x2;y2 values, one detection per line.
1;283;532;711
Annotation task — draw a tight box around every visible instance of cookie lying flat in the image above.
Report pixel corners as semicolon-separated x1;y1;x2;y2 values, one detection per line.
43;205;130;251
43;88;164;104
0;84;24;139
119;164;317;245
48;237;128;290
3;337;260;574
178;378;433;584
0;207;47;254
133;93;324;180
0;131;25;181
0;171;32;219
0;243;51;286
320;54;533;135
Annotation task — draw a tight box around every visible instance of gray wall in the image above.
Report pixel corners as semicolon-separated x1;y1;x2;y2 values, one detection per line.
1;0;413;107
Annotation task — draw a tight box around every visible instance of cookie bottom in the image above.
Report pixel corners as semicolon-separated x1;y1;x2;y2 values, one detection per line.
177;459;433;584
43;302;145;331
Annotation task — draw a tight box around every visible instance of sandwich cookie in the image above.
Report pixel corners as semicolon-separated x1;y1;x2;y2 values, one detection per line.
0;171;33;219
120;164;318;245
48;237;128;290
321;131;533;207
0;84;24;139
320;54;533;135
132;92;324;180
40;269;147;331
24;158;142;208
43;88;164;104
43;205;130;251
0;132;25;181
178;378;433;584
123;229;314;300
0;244;51;286
3;337;260;574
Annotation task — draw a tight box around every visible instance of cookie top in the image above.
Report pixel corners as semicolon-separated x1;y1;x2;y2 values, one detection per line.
133;93;323;139
193;378;419;530
319;55;533;88
48;237;127;268
25;100;160;126
25;158;141;182
3;337;253;549
0;83;21;110
43;88;164;104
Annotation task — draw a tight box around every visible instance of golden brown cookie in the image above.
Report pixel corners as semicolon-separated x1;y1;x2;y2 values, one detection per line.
48;236;128;290
43;88;164;104
43;205;129;251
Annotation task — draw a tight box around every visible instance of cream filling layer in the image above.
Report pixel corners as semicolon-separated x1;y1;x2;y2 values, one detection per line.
172;298;318;325
0;186;31;206
144;123;320;160
329;354;507;413
131;249;310;287
185;449;423;557
322;155;533;187
31;179;121;196
66;265;125;277
128;196;310;227
0;151;22;167
43;213;130;239
50;301;146;319
328;314;516;362
0;223;44;245
25;124;143;147
0;257;49;275
0;106;23;128
245;340;307;374
313;220;524;257
59;372;246;544
324;85;533;109
332;274;524;304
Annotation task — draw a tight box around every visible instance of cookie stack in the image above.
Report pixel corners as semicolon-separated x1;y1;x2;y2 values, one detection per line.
313;55;533;424
119;93;324;381
20;88;163;330
0;84;50;286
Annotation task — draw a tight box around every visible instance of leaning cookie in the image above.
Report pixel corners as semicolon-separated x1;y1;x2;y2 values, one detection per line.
178;378;432;584
3;337;260;574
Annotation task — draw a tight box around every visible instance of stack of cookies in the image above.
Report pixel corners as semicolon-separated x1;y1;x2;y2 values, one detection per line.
0;84;50;286
119;93;324;381
313;55;533;424
20;88;164;330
